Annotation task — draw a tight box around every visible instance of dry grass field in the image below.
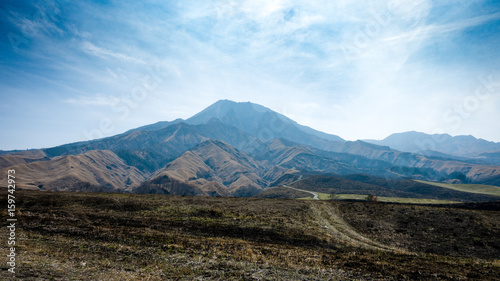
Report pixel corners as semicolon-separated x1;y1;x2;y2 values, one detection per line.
1;189;500;280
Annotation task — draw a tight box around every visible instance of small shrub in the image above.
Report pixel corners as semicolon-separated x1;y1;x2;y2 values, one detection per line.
366;194;378;202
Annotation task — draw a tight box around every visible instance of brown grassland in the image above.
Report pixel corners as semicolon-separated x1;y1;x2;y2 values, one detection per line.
1;189;500;280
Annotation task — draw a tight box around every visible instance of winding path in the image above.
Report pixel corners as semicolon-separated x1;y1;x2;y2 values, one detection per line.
283;175;320;200
309;201;400;252
283;184;319;200
283;175;401;252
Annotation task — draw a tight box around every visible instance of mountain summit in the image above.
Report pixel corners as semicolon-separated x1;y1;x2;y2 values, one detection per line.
187;100;344;143
133;100;344;146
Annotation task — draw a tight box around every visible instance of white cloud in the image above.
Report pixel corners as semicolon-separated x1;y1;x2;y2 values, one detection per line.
2;0;500;150
65;95;118;106
80;41;146;65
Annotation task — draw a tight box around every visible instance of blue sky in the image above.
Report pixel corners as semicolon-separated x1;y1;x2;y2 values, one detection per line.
1;0;500;150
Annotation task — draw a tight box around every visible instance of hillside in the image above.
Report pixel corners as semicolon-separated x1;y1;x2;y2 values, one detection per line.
0;150;145;192
41;120;261;173
140;140;285;197
415;180;500;197
0;150;49;169
3;189;499;280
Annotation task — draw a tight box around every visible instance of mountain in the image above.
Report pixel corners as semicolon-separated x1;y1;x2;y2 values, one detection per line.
42;119;261;172
365;131;500;158
187;99;344;141
126;100;344;150
1;100;500;196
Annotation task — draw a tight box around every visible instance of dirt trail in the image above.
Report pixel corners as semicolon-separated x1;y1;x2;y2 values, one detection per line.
283;185;319;199
309;201;402;253
286;175;402;252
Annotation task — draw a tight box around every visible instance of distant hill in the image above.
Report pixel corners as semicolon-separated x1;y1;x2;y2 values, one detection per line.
0;150;49;169
0;150;145;192
365;131;500;159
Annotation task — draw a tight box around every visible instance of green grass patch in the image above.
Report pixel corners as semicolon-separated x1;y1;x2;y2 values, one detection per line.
299;192;459;204
415;180;500;197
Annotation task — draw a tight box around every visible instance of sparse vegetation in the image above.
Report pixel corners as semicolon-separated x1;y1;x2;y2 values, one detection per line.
365;194;378;202
2;188;499;280
328;192;337;200
253;186;311;199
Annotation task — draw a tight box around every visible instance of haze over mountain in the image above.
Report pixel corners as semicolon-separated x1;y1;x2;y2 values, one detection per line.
365;131;500;164
130;100;345;150
2;100;500;197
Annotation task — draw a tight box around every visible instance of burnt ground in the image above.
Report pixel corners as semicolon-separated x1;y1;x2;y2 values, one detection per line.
1;189;499;280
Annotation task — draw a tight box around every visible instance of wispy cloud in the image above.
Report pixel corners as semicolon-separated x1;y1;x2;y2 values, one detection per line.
80;41;146;65
382;12;500;45
65;95;118;106
1;0;500;150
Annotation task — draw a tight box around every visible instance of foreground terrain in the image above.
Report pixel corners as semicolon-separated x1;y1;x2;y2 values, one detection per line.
1;189;500;280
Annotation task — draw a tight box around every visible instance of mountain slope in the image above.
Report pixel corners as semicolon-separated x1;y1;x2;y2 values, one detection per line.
43;120;261;172
0;150;49;169
142;140;283;197
253;139;359;175
1;150;145;191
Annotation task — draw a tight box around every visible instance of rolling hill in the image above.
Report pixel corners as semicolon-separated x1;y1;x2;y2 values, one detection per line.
139;140;287;197
0;150;145;191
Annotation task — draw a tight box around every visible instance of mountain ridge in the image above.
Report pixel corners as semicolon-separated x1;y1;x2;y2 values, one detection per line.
365;131;500;159
1;100;500;196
